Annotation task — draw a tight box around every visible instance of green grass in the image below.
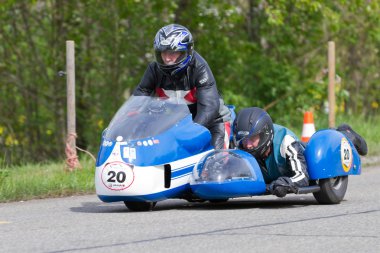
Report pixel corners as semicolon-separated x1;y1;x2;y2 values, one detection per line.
315;113;380;157
289;113;380;157
0;158;95;203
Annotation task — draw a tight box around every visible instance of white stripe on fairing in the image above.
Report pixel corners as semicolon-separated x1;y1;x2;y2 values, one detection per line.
172;172;192;180
95;149;214;196
171;163;195;172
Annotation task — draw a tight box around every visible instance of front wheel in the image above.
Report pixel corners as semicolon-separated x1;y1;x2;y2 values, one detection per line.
124;201;157;211
313;176;348;204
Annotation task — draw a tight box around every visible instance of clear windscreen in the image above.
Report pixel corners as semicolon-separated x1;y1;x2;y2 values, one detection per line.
193;150;255;183
104;96;191;141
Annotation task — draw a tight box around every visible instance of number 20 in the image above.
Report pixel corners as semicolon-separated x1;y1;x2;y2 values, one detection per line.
344;148;350;160
107;171;126;183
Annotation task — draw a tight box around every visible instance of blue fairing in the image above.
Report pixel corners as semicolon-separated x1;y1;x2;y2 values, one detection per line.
96;138;114;167
305;129;361;179
97;115;212;167
96;96;213;167
190;149;267;199
191;180;266;200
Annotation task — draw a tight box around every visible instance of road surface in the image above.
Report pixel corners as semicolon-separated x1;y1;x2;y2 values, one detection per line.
1;165;379;253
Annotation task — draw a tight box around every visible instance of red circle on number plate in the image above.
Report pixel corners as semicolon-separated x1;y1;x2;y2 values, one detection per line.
101;161;134;191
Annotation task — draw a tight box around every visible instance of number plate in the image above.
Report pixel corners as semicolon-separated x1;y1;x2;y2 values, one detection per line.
341;138;353;172
101;161;134;191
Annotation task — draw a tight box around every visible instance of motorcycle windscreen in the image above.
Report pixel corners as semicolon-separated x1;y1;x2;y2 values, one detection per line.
104;96;190;141
190;150;266;199
96;95;213;167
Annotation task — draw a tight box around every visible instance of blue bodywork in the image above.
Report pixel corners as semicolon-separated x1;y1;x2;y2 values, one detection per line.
96;96;361;203
305;129;361;179
189;129;362;200
190;150;266;199
96;115;212;167
95;96;215;203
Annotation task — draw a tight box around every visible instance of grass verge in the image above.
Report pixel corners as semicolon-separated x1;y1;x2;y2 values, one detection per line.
314;113;380;157
0;158;95;203
290;113;379;157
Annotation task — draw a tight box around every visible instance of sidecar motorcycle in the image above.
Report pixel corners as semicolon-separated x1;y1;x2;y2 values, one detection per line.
95;95;361;211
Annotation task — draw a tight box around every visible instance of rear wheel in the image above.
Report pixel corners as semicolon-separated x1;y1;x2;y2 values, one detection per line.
124;201;157;211
313;176;348;204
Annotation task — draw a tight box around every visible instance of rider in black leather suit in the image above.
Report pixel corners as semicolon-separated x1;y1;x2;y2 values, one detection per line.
133;24;231;149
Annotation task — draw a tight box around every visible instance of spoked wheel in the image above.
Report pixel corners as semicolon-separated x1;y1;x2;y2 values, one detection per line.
124;201;157;211
313;176;348;204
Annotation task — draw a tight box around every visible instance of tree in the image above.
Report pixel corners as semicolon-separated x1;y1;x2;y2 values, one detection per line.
0;0;378;166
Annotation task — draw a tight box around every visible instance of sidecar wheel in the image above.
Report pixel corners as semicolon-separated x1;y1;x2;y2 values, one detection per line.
124;201;157;211
313;176;348;204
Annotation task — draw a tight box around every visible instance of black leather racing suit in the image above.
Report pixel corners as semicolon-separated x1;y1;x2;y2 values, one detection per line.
133;51;231;149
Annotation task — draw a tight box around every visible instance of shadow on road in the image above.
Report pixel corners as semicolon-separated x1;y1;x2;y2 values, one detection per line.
155;195;320;212
70;201;129;213
70;195;319;213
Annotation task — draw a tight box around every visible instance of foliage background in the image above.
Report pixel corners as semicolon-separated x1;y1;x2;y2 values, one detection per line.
0;0;379;166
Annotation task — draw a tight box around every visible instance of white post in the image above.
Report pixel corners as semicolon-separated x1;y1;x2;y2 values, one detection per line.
67;41;76;140
328;41;336;128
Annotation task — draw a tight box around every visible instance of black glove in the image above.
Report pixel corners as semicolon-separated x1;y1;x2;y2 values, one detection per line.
268;177;297;198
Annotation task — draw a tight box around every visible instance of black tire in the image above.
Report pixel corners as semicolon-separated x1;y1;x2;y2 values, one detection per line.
313;176;348;204
185;198;207;203
209;199;229;203
124;201;157;211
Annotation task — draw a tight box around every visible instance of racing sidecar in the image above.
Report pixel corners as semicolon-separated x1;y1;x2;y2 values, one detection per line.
95;96;215;211
95;95;362;211
190;129;361;205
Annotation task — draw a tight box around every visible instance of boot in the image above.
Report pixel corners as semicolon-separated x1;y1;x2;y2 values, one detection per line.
337;124;368;156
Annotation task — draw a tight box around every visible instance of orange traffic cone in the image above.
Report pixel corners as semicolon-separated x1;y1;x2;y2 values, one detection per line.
301;111;316;142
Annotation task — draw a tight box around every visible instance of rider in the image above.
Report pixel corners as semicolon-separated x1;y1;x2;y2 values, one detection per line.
133;24;231;149
233;107;368;198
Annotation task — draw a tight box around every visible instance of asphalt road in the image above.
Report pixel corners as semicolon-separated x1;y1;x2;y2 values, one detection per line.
1;165;379;253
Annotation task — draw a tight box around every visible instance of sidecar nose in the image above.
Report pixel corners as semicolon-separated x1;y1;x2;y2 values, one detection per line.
190;150;267;199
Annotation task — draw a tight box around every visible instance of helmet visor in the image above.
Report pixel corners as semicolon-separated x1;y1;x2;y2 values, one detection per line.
239;129;270;152
155;50;187;66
